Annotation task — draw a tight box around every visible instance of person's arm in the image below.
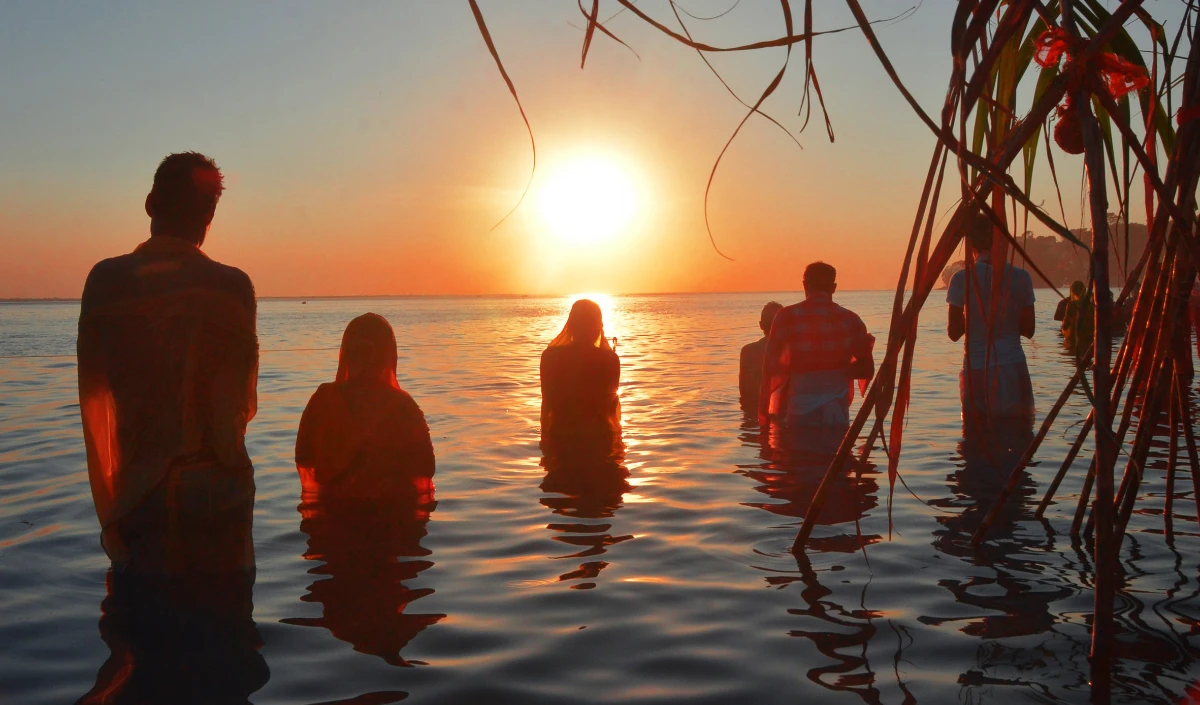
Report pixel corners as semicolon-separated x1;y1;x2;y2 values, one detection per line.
739;345;755;401
946;270;965;342
948;305;965;342
758;323;784;424
1019;271;1035;339
1020;306;1035;339
400;395;436;479
605;347;621;393
849;333;875;382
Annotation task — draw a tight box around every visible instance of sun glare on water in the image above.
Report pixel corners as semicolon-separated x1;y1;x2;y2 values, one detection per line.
537;155;639;246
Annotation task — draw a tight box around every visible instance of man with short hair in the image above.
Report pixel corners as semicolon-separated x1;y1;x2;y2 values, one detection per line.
739;301;783;411
759;262;875;429
78;152;259;575
946;213;1035;422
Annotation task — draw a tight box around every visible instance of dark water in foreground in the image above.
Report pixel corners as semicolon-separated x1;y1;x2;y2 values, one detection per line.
1;292;1198;704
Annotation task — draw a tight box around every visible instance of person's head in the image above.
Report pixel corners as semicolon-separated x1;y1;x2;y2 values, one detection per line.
965;210;994;252
566;299;605;345
803;262;837;297
337;313;399;386
145;152;225;245
759;301;783;335
1070;280;1086;299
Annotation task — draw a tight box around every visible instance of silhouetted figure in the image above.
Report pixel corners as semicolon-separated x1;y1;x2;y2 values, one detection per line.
1053;294;1070;323
296;313;435;504
1059;280;1094;360
540;299;621;458
77;152;258;575
77;568;269;705
947;213;1035;423
740;301;783;412
759;262;875;430
283;497;444;667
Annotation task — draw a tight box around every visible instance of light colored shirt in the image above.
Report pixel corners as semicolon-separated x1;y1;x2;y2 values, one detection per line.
946;253;1035;370
786;369;852;427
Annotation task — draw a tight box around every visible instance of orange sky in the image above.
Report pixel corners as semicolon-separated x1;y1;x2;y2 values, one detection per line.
0;2;1122;299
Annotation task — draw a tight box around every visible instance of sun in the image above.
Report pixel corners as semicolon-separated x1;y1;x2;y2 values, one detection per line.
537;155;639;246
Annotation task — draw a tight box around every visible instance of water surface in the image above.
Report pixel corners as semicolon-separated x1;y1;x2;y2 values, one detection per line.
1;292;1197;704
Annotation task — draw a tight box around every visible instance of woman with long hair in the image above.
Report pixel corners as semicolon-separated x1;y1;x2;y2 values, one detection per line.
295;313;435;504
540;299;621;456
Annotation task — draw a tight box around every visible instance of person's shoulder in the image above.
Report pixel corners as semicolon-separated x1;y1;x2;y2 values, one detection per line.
308;382;342;405
393;386;424;411
833;302;868;326
81;254;139;306
775;302;803;319
209;260;255;295
201;259;256;310
84;253;138;286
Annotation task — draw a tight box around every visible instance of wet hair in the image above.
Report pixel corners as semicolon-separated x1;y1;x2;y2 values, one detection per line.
148;152;225;226
966;211;994;251
759;301;783;334
803;262;837;294
1070;280;1087;297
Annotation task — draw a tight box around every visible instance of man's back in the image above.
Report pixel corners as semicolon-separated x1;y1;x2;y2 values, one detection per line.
946;258;1035;369
771;296;870;373
78;235;258;569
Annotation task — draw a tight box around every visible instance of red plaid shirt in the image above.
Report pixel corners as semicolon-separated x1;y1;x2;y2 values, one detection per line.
758;292;874;421
764;293;872;375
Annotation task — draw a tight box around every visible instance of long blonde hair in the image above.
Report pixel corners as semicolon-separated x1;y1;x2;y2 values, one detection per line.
547;299;612;351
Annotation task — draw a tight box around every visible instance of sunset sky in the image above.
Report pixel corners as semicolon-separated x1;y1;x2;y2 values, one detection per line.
0;1;1160;298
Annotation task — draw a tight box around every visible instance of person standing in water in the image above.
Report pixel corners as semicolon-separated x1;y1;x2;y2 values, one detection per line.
295;313;435;504
946;212;1036;422
1059;280;1094;361
77;152;259;575
540;299;621;456
740;301;783;412
759;262;875;430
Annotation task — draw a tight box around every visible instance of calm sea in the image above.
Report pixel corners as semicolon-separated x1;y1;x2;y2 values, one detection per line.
1;292;1197;704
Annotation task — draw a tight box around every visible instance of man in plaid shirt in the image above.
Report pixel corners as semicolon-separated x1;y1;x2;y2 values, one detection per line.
758;262;875;428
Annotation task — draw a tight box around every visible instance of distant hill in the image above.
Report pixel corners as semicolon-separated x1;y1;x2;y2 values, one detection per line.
941;218;1149;289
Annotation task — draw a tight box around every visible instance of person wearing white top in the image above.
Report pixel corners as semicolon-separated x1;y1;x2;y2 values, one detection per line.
946;213;1036;422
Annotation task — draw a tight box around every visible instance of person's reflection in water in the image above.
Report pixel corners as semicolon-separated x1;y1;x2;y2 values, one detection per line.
539;299;631;589
929;417;1068;638
927;416;1081;695
738;420;886;702
540;440;633;589
284;497;444;666
740;421;881;554
77;568;269;705
287;312;443;666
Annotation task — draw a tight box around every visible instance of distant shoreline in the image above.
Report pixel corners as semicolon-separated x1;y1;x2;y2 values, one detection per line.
1;286;1074;304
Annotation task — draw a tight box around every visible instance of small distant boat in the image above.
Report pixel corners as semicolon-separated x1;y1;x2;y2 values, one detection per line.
302;301;307;304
